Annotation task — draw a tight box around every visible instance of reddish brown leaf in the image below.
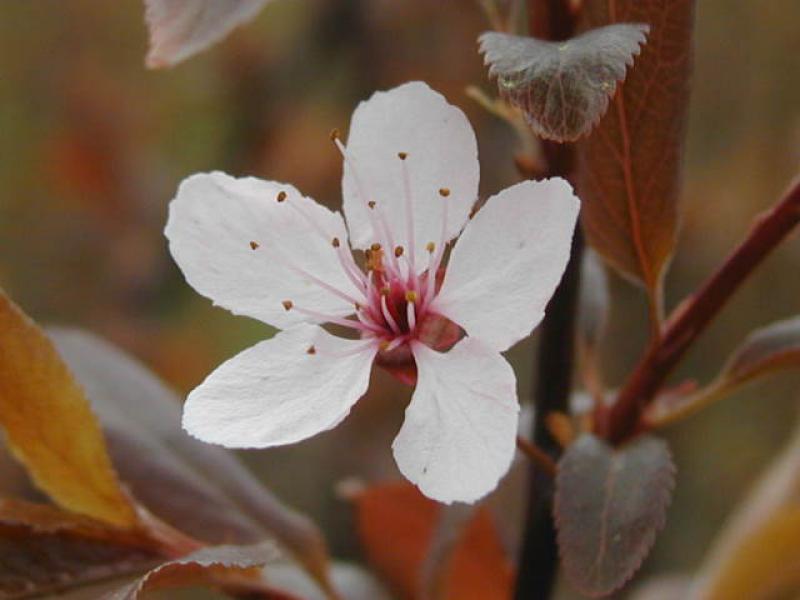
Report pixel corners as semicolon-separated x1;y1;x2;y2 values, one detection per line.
353;482;513;600
577;0;695;308
48;328;335;596
0;290;136;527
555;434;675;597
101;543;292;600
0;499;162;599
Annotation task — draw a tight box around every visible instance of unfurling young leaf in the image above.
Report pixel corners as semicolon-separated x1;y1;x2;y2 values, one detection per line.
577;0;696;315
647;316;800;427
555;434;675;597
144;0;271;68
0;290;137;528
720;316;800;386
478;24;649;142
102;542;286;600
0;499;162;599
48;328;336;597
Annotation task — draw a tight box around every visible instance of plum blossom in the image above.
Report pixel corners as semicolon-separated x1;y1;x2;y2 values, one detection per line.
165;81;579;504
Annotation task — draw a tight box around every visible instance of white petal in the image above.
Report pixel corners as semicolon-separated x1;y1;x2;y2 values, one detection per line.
182;325;377;448
342;82;479;266
144;0;270;68
392;339;519;504
435;178;579;352
166;172;361;330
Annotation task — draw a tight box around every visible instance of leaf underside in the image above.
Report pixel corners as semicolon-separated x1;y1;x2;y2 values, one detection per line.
144;0;270;68
554;434;676;597
576;0;695;301
479;24;648;142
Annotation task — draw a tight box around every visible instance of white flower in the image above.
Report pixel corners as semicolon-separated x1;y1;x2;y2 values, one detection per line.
165;81;579;504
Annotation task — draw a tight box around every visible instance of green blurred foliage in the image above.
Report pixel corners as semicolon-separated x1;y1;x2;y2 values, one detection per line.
1;0;799;592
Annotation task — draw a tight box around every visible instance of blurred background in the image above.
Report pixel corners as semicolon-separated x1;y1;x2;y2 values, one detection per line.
1;0;799;596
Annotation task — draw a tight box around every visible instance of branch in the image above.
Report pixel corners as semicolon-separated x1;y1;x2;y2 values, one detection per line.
604;176;800;443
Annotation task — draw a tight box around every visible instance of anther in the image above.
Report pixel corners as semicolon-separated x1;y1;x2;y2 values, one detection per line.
397;151;408;160
282;300;293;311
380;286;391;296
438;188;450;197
249;241;259;250
332;237;340;248
405;290;418;303
306;345;316;355
378;340;391;352
394;246;404;257
329;128;340;141
368;200;376;209
370;243;382;252
426;242;436;253
276;191;287;203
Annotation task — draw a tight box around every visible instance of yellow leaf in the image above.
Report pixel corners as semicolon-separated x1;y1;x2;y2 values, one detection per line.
0;290;136;527
699;508;800;600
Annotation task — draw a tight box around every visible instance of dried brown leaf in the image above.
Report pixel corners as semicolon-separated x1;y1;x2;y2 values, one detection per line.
555;434;675;597
102;543;289;600
144;0;270;68
0;499;162;599
0;290;136;527
479;24;648;142
48;328;335;596
576;0;695;308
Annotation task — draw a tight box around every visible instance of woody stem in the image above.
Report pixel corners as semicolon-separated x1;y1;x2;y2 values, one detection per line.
604;176;800;444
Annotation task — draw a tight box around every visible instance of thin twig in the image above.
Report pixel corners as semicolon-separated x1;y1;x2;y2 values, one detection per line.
604;176;800;443
516;436;558;477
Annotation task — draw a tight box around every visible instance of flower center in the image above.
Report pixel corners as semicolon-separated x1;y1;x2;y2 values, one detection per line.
259;135;458;357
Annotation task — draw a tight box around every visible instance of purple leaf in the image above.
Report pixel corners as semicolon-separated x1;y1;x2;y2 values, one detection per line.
555;433;675;597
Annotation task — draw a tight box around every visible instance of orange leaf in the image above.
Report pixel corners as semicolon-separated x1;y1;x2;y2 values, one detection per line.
0;290;137;527
353;482;513;600
576;0;695;314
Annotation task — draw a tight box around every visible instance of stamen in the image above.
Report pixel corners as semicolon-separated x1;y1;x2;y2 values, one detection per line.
399;152;417;281
426;242;435;253
276;191;287;203
394;246;404;257
332;237;340;248
249;241;259;250
380;294;402;335
381;337;406;353
439;188;451;197
282;300;293;311
407;300;417;332
426;191;449;305
307;345;316;355
368;200;376;209
405;290;418;303
291;304;383;335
